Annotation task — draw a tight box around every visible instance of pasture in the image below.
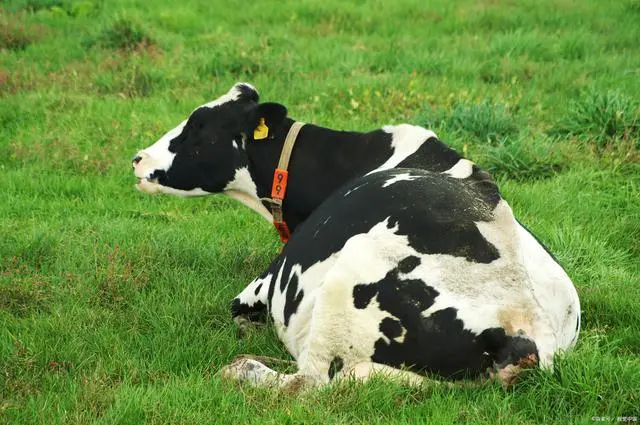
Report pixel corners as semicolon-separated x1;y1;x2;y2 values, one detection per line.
1;0;639;423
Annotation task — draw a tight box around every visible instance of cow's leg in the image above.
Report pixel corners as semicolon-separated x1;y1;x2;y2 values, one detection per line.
220;357;319;392
344;362;435;387
231;272;273;337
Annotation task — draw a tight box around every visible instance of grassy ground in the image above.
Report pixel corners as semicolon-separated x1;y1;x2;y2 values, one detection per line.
1;0;639;423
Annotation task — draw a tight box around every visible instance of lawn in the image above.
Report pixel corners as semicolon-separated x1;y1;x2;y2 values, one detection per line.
1;0;639;423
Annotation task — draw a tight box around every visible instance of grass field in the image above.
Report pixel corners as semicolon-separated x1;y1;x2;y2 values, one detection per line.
1;0;639;423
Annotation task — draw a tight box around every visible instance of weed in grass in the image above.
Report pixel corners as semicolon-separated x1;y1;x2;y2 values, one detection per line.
87;18;155;52
476;135;567;181
422;102;519;144
550;89;640;149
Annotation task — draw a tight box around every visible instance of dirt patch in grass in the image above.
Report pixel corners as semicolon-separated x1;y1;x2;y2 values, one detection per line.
0;340;40;400
95;245;150;309
0;256;52;317
0;283;50;317
0;14;48;51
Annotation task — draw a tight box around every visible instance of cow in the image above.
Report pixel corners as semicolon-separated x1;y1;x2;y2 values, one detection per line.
132;82;465;240
221;167;580;389
131;82;580;388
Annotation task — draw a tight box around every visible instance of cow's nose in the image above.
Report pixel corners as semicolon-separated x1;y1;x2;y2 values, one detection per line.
132;155;142;167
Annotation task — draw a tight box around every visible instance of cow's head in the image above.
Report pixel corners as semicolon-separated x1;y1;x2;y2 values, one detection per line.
132;82;286;199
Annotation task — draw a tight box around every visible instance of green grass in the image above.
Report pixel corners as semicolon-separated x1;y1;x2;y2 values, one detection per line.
1;0;639;423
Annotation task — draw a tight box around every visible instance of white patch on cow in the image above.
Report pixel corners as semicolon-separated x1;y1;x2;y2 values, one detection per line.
344;182;367;197
381;172;420;188
134;120;185;180
368;124;437;174
223;167;273;222
443;159;474;179
514;220;580;352
232;140;239;150
135;178;210;197
203;82;257;109
236;272;272;308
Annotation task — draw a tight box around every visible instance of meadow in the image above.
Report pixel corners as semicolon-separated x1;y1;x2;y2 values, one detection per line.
1;0;639;423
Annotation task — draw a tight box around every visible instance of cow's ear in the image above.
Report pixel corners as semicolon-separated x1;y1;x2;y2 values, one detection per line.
232;82;259;102
247;102;288;140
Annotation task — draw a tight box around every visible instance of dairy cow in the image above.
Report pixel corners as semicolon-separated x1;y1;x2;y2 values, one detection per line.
132;82;580;388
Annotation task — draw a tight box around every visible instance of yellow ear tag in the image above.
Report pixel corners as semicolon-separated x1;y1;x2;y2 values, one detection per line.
254;118;269;140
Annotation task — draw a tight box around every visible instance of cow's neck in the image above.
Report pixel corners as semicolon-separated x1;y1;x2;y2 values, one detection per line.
244;118;386;231
223;166;274;223
221;120;301;225
243;119;298;220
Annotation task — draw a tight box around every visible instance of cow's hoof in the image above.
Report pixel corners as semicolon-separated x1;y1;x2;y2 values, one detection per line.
233;316;266;339
490;353;538;387
220;357;259;382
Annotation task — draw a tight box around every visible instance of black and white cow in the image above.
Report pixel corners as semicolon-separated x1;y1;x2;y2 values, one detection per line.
132;82;580;388
223;167;580;388
133;82;465;234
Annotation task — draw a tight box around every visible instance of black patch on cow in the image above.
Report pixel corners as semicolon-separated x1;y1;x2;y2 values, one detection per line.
283;274;304;327
148;169;168;183
353;265;439;313
231;298;267;323
353;284;378;309
254;283;262;295
396;137;461;171
397;255;420;274
328;356;344;380
235;83;259;102
246;122;396;232
379;317;403;340
479;328;539;368
351;265;509;379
